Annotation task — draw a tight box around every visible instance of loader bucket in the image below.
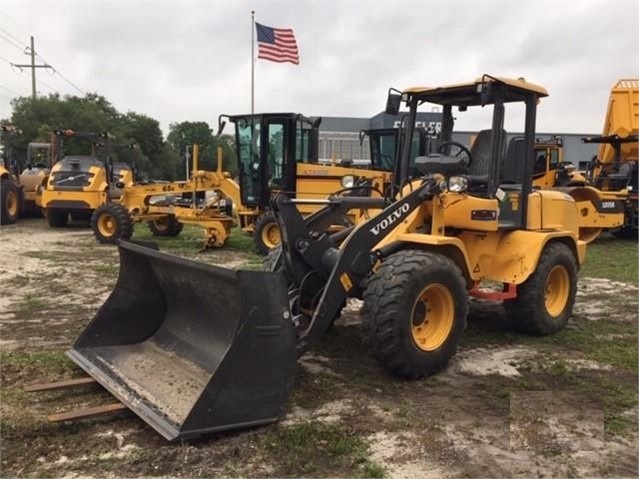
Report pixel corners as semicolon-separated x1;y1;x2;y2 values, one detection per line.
67;240;297;441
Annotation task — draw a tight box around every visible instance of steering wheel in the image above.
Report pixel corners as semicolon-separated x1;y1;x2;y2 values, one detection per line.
438;141;473;166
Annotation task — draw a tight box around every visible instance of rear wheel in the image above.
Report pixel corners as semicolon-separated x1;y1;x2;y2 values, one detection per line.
91;202;133;244
0;178;20;225
504;242;577;335
361;250;468;379
45;208;68;228
254;212;280;255
148;215;183;237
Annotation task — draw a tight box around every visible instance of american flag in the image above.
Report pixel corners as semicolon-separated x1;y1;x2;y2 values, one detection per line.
255;22;299;65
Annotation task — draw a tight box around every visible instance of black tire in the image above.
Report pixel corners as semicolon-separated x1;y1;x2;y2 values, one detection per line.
147;215;183;237
0;178;20;225
70;211;92;222
254;212;280;255
91;202;133;244
361;250;468;379
504;242;578;335
611;226;638;241
45;208;68;228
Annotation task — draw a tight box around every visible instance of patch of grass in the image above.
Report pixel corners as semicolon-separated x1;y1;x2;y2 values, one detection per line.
540;319;638;371
291;369;340;410
15;295;49;314
261;422;386;478
93;263;120;276
131;223;261;262
358;461;388;478
581;236;638;283
514;362;637;438
0;350;76;379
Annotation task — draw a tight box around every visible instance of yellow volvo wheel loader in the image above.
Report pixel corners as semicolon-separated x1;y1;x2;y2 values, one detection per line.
60;75;587;441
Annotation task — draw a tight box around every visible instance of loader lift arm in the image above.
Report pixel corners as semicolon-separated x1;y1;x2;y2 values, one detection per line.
272;178;440;354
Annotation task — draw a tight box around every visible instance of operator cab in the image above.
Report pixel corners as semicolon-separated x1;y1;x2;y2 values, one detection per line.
221;113;320;208
387;75;549;229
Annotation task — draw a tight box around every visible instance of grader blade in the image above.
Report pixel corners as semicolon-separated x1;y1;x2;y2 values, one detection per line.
67;240;297;441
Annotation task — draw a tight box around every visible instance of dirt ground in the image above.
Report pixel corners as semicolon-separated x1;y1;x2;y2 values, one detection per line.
1;219;637;478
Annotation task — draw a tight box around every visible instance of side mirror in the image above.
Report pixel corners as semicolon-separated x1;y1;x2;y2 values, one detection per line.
385;89;402;115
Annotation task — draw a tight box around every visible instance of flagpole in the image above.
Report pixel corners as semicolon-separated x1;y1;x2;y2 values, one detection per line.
251;10;255;115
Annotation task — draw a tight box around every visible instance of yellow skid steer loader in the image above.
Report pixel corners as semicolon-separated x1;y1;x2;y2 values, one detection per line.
64;76;587;441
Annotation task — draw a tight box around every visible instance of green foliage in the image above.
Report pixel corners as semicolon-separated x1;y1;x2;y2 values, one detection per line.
166;121;237;177
4;93;180;180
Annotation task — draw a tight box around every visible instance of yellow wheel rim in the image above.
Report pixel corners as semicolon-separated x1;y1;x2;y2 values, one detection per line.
545;265;570;317
261;222;281;249
7;190;18;217
98;213;116;237
411;283;454;351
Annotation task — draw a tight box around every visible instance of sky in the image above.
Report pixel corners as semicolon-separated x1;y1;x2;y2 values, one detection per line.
1;0;638;138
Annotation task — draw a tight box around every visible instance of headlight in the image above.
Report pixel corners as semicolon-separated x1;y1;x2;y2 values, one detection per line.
341;175;355;188
448;176;468;193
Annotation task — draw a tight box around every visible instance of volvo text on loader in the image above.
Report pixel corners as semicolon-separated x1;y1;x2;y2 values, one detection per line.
38;75;588;441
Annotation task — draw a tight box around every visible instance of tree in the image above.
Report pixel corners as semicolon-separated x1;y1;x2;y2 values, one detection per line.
4;93;180;179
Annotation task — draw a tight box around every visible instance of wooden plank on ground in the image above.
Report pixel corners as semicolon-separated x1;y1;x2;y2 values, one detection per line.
24;377;97;392
47;403;127;422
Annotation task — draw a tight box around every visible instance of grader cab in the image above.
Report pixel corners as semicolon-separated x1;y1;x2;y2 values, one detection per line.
55;75;587;441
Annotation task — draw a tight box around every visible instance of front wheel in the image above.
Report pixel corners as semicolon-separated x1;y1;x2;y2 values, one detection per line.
361;250;468;379
504;242;578;335
254;212;281;255
91;202;133;244
0;178;20;225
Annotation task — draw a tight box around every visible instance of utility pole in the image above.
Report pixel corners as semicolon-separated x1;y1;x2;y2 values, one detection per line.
12;36;53;99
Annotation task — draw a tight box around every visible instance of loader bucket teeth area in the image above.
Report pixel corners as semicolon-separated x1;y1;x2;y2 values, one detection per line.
67;240;297;441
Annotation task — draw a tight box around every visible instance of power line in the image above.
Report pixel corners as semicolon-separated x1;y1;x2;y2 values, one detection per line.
31;49;84;95
0;33;26;52
0;28;28;48
1;24;84;97
11;36;53;99
0;14;30;38
0;84;23;96
35;77;55;92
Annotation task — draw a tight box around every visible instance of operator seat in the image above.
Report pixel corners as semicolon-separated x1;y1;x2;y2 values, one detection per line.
466;129;507;195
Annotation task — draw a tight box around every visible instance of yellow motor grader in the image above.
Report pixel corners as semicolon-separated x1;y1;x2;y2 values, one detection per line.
90;144;237;248
93;113;394;252
51;75;588;441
